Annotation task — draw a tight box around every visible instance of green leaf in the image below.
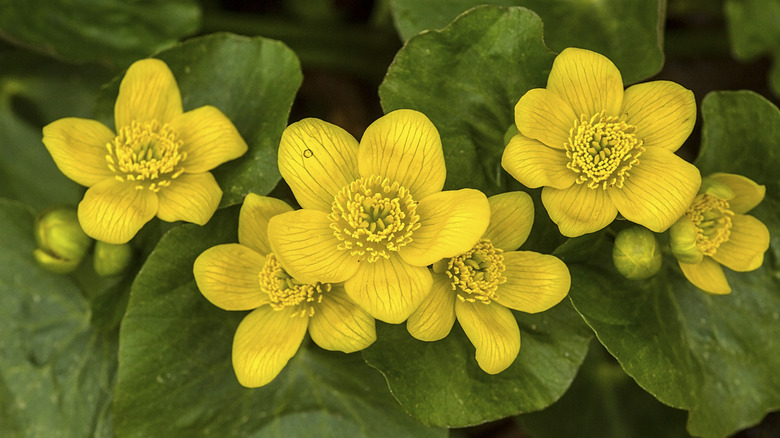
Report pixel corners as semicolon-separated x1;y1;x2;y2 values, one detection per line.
725;0;780;95
0;47;112;210
380;6;555;196
95;33;302;207
362;300;592;427
0;199;119;437
564;91;780;438
0;0;200;68
389;0;664;84
112;207;445;438
519;343;689;438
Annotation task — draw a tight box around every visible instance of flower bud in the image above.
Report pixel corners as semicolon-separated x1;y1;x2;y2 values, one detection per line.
669;217;704;264
612;226;662;280
33;205;92;274
93;241;134;277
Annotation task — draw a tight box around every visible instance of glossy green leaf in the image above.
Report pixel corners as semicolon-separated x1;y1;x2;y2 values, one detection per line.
389;0;664;84
380;6;555;196
725;0;780;95
0;199;119;437
112;207;445;438
564;91;780;438
362;300;592;427
0;47;112;210
519;343;689;438
94;33;302;207
0;0;200;68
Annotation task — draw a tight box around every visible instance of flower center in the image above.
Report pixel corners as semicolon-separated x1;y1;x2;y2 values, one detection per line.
329;175;421;263
258;253;327;317
686;193;734;256
442;239;506;304
105;120;187;192
565;111;645;190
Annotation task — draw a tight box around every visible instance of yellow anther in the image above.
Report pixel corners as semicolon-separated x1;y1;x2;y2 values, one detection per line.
686;194;734;256
446;239;506;304
258;253;329;316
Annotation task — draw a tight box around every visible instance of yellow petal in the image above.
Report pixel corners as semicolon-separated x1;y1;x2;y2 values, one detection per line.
541;184;618;237
608;147;701;232
232;306;308;388
115;58;183;129
709;173;766;214
679;257;731;295
42;118;116;187
495;251;570;313
622;81;696;152
547;47;624;118
278;118;360;212
308;286;376;353
407;274;457;341
344;254;433;324
712;214;770;272
168;106;248;173
156;172;221;225
483;191;535;251
455;300;520;374
399;189;490;267
514;88;578;149
501;134;577;190
78;179;158;244
238;194;293;256
193;244;269;310
358;109;446;200
267;209;360;284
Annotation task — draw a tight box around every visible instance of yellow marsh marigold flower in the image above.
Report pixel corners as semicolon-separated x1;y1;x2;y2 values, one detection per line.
267;109;491;324
670;173;770;294
193;194;376;388
502;47;701;237
43;58;248;244
406;192;570;374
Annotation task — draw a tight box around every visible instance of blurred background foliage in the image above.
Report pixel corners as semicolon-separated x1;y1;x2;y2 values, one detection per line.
1;0;779;437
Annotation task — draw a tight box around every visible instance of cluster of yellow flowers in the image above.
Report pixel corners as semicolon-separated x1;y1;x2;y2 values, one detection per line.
41;48;770;388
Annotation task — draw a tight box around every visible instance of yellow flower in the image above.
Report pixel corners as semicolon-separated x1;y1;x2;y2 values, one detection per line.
42;58;248;244
267;109;491;324
193;194;376;388
670;173;770;294
502;47;701;237
406;192;570;374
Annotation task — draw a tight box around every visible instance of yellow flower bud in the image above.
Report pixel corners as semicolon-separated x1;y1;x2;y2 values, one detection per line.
33;205;92;274
669;217;704;264
612;226;662;280
93;241;134;277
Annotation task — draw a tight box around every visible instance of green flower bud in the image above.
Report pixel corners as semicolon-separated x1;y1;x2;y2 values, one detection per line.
669;217;704;264
612;226;662;280
93;241;134;277
33;205;92;274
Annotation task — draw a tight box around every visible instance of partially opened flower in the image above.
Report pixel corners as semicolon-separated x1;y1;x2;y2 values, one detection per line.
502;47;701;237
670;173;770;294
43;58;248;244
193;194;376;388
406;192;570;374
268;109;490;324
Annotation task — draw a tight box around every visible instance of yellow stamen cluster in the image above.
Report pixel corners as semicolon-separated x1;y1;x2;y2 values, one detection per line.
329;174;421;263
565;111;644;190
106;120;186;192
258;253;327;317
686;193;734;256
445;239;506;304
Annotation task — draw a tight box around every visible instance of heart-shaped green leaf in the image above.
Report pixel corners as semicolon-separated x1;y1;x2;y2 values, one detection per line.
389;0;664;84
0;0;200;68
